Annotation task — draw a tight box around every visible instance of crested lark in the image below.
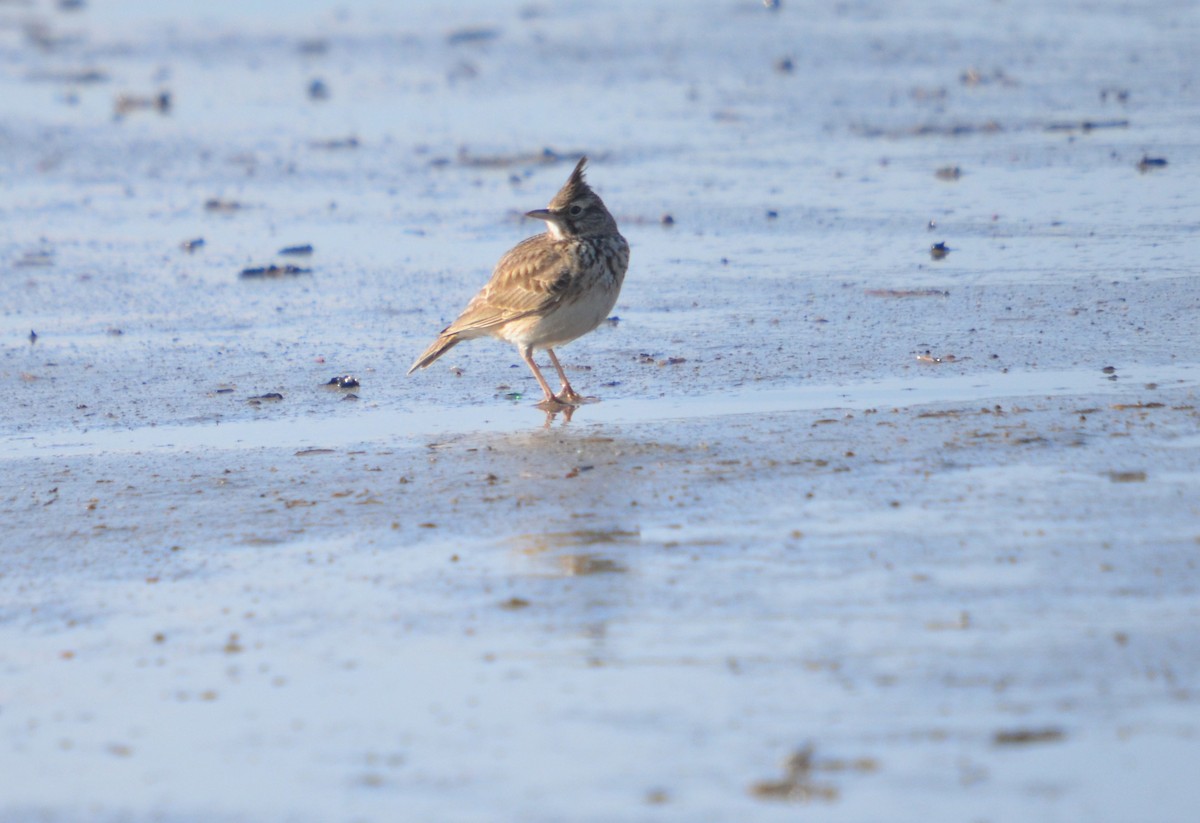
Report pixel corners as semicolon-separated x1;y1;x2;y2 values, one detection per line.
408;157;629;408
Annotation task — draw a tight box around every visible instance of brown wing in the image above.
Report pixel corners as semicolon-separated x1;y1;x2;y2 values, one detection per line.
442;234;571;335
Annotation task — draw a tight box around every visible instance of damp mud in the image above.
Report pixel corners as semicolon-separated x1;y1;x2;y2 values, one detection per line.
2;1;1199;821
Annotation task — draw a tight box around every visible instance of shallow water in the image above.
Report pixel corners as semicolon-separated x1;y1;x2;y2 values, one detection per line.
2;0;1199;821
4;361;1197;459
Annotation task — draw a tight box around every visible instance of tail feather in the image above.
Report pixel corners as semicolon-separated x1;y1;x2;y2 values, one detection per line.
407;333;461;375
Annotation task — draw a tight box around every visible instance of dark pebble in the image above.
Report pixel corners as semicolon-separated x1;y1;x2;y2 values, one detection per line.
446;26;500;45
239;264;312;279
205;198;243;212
309;137;358;150
308;78;330;100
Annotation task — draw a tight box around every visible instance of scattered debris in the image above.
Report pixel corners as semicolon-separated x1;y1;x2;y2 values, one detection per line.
24;68;108;84
180;237;205;253
309;136;359;150
295;448;336;456
1044;119;1129;133
453;146;589;169
279;244;314;256
498;597;531;610
28;330;38;344
858;116;1134;140
856;121;1004;139
247;393;283;404
1108;471;1147;483
325;375;360;389
446;26;500;45
239;264;311;279
14;249;55;267
930;241;951;260
298;39;329;55
307;78;330;100
935;165;961;180
916;352;963;364
660;213;675;226
993;727;1065;746
1137;156;1168;173
204;198;245;213
865;288;949;298
773;56;794;74
644;789;670;805
558;554;625;575
658;357;687;367
1110;402;1164;410
114;91;170;117
749;744;878;803
959;67;1017;87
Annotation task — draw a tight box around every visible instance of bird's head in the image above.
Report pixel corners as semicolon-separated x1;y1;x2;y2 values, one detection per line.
525;156;619;240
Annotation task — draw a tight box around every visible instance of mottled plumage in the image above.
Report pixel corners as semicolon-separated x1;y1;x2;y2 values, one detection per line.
408;157;629;407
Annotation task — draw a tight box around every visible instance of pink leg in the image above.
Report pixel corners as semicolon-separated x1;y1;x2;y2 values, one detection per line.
519;346;559;403
546;348;584;404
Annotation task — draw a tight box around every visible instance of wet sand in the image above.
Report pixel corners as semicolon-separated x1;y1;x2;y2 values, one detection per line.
2;0;1199;820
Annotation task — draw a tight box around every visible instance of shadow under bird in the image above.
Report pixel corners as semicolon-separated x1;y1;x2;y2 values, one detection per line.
407;157;629;409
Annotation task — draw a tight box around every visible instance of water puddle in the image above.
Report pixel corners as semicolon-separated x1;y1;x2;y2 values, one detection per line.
4;362;1195;460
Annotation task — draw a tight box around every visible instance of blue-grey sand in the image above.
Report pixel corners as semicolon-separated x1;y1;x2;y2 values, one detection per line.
2;1;1198;820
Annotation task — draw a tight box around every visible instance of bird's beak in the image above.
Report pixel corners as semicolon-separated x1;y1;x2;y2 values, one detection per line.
524;208;562;223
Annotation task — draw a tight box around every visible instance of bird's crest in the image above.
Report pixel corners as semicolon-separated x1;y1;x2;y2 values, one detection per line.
548;156;591;210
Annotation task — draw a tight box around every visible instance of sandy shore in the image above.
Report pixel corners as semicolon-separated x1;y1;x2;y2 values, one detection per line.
3;1;1198;820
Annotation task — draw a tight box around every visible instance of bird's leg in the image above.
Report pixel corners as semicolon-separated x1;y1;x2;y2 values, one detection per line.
546;348;585;404
520;345;562;406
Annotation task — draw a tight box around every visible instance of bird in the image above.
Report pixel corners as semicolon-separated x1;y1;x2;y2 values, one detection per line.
408;156;629;409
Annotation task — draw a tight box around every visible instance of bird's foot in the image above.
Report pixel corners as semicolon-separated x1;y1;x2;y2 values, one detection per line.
535;396;576;413
553;387;596;405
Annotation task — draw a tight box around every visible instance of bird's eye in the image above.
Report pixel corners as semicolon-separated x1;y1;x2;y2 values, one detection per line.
569;205;583;216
